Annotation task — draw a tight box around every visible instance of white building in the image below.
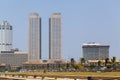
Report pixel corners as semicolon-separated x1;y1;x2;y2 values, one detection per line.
0;21;12;51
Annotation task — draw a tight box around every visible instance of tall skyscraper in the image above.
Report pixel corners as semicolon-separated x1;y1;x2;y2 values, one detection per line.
0;21;12;51
28;13;41;62
82;42;109;60
49;13;62;62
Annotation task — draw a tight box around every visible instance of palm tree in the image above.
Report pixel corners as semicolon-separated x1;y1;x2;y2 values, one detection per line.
70;58;75;69
111;57;116;70
105;58;109;67
80;58;85;66
66;62;70;69
98;60;102;67
111;57;116;63
98;60;102;70
105;58;112;69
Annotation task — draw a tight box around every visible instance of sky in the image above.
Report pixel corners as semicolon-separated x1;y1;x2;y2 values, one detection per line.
0;0;120;61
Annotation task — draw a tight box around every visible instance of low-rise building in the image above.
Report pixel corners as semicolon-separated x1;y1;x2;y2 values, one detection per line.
87;60;120;66
0;51;28;67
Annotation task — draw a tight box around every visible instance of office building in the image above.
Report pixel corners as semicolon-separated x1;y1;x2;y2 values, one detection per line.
28;13;41;62
0;21;12;51
0;51;28;67
82;42;109;60
49;13;62;62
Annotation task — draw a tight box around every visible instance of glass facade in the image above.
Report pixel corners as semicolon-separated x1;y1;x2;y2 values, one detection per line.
82;43;109;60
49;13;62;61
28;13;41;62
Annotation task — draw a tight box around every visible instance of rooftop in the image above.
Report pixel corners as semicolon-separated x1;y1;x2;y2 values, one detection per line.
82;42;109;47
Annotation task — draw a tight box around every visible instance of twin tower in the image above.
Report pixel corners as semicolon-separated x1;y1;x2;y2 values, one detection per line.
28;13;62;63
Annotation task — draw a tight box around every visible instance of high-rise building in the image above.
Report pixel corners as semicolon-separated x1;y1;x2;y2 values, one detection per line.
0;21;12;51
82;42;109;60
49;13;62;62
28;13;41;62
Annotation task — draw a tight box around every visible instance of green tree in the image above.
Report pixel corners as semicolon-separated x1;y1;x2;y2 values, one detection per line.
111;57;116;70
111;57;116;63
66;62;70;69
98;60;102;67
70;58;76;70
80;58;85;66
98;60;102;70
105;58;109;66
105;58;112;69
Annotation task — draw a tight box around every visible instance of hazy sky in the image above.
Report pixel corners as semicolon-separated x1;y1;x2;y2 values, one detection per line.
0;0;120;61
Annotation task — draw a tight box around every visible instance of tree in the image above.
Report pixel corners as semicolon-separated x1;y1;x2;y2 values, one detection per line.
80;58;85;66
98;60;102;67
105;58;109;66
111;57;116;70
105;58;112;69
98;60;102;70
111;57;116;63
66;62;70;69
70;58;76;69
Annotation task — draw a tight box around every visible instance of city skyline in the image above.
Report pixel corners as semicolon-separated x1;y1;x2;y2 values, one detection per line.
0;0;120;60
